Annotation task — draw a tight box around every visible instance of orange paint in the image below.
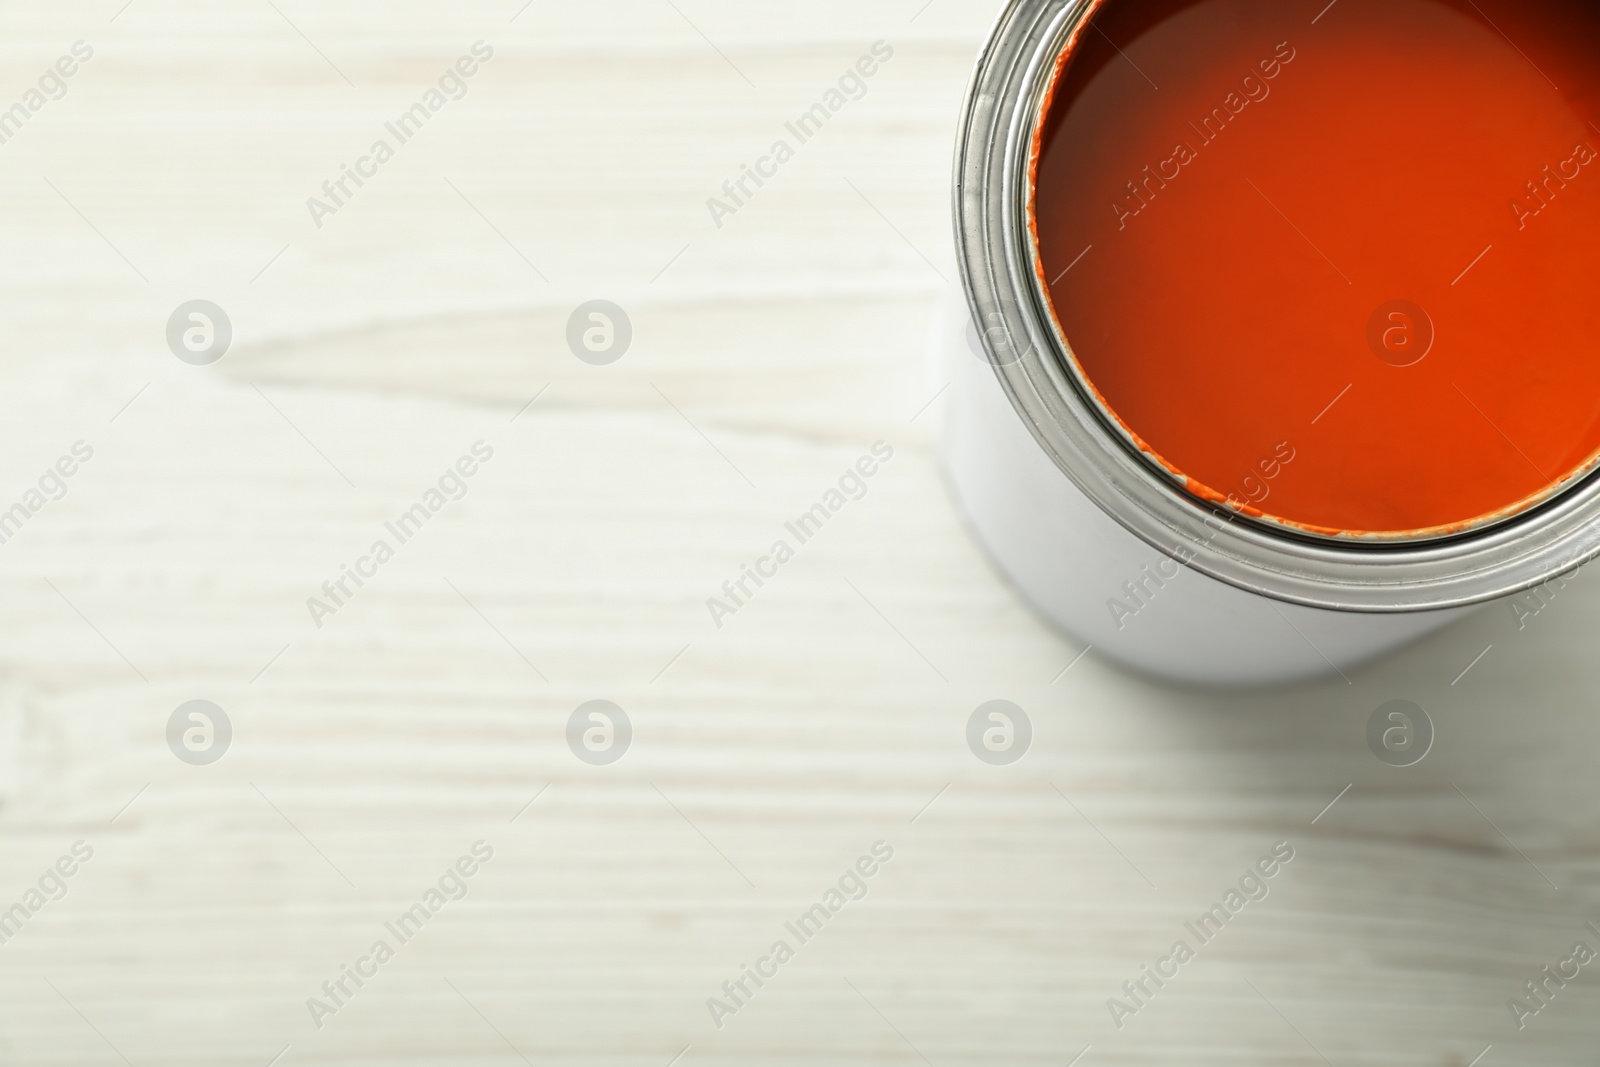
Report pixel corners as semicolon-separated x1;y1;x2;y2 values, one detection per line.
1032;0;1600;538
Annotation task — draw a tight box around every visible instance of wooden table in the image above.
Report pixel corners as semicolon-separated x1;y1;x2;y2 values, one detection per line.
0;0;1593;1063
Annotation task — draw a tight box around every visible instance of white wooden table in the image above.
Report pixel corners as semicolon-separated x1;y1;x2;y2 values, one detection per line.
0;1;1594;1063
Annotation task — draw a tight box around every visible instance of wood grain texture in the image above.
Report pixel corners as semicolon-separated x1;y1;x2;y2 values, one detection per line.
0;1;1594;1064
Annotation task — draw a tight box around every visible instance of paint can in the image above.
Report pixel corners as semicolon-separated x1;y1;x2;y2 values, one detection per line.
940;0;1600;685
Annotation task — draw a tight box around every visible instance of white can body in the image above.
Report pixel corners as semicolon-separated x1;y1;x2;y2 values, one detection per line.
937;299;1474;687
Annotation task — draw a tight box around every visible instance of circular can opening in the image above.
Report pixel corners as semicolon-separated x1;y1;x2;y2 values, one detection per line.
1030;0;1600;542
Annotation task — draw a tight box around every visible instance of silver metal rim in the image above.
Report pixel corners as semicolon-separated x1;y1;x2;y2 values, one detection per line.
952;0;1600;612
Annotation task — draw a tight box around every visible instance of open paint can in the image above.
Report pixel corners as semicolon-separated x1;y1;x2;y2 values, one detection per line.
942;0;1600;685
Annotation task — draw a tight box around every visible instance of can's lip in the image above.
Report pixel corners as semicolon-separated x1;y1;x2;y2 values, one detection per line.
952;0;1600;612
